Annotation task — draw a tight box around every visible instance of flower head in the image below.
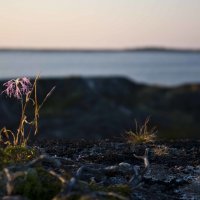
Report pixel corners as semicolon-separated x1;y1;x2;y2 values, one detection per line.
2;77;32;99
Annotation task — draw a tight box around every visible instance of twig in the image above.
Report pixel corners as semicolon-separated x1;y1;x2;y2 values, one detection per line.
129;148;150;187
26;154;61;168
4;168;27;195
48;170;67;184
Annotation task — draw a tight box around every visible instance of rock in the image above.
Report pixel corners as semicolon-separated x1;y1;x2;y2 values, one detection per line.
119;162;131;168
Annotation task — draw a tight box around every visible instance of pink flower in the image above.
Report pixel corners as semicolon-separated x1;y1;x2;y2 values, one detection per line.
2;77;32;99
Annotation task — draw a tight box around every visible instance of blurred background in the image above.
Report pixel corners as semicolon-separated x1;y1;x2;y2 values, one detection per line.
0;0;200;139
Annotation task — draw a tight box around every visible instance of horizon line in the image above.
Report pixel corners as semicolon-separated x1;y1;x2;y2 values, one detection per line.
0;46;200;53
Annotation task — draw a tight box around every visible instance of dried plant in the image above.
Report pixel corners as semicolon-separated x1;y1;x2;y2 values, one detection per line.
125;117;157;144
0;76;55;146
153;145;169;156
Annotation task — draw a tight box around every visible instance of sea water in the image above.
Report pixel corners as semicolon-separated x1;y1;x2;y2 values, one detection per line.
0;51;200;86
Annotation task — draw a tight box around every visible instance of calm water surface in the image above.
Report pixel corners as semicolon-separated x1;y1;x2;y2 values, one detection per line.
0;51;200;86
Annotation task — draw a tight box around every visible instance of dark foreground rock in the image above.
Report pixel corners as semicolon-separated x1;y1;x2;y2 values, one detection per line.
0;77;200;139
1;140;200;200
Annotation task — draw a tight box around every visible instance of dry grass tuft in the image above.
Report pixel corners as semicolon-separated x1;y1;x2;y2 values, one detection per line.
153;145;169;156
125;117;157;145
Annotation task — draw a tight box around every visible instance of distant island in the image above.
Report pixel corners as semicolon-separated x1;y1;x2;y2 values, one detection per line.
0;47;200;53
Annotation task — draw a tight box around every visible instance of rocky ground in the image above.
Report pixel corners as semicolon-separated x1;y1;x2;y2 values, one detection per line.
1;139;199;200
40;139;200;200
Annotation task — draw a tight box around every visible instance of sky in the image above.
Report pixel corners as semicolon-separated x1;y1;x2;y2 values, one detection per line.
0;0;200;49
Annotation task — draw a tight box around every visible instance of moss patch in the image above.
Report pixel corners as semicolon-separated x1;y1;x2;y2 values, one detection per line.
14;167;61;200
0;146;38;169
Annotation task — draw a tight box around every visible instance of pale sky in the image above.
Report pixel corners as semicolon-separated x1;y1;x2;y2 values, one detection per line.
0;0;200;49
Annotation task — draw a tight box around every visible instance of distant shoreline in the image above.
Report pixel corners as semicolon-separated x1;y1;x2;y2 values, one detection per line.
0;47;200;53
